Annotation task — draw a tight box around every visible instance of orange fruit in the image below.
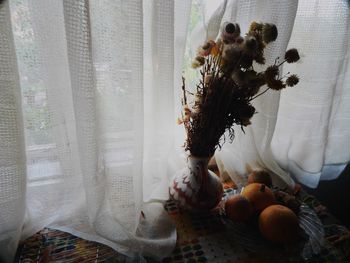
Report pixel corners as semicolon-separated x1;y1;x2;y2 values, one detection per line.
241;183;275;213
225;194;253;222
259;204;299;243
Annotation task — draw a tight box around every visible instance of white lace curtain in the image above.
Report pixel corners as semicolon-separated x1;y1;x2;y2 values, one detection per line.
0;0;349;262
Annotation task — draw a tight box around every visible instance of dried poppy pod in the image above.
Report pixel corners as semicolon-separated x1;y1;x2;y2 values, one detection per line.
221;22;241;43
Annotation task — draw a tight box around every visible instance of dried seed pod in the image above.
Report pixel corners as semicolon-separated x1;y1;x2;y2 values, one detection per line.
286;74;299;87
264;65;279;80
267;79;285;90
285;48;300;63
221;22;241;43
249;21;263;32
262;23;278;43
245;36;258;51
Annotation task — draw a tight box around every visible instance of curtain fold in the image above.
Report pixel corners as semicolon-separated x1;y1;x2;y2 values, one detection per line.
208;0;300;188
63;0;99;225
143;0;192;202
21;0;85;239
143;0;176;201
0;1;26;260
271;0;350;188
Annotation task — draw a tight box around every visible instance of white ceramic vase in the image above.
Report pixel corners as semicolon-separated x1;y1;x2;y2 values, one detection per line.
169;155;223;211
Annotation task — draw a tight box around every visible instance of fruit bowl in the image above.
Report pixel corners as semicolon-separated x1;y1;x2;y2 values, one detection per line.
219;186;325;261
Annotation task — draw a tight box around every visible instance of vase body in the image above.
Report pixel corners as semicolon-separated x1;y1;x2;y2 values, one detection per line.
169;156;223;211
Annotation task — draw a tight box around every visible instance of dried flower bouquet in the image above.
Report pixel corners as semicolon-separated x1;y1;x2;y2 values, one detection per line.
178;21;300;158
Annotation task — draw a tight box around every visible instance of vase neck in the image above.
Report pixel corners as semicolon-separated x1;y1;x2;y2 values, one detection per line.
187;155;211;172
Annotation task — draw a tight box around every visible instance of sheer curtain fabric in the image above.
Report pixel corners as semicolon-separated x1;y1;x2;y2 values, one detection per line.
1;0;350;262
0;0;191;261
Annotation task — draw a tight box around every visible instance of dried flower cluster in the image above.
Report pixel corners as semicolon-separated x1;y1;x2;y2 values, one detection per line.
179;21;300;157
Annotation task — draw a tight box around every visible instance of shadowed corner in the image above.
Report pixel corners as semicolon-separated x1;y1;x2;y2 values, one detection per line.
302;164;350;228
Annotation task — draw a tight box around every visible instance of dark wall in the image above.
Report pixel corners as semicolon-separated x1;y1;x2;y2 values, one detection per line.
302;164;350;228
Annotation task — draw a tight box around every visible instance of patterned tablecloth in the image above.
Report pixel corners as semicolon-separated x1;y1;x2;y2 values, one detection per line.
16;187;350;263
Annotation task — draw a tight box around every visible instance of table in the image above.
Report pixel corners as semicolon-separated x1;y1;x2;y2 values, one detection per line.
16;186;350;262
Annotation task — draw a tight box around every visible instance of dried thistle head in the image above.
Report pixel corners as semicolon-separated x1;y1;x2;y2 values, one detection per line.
262;23;278;43
249;21;263;32
240;53;254;69
198;40;216;57
264;65;279;81
286;74;299;87
285;48;300;63
245;36;258;51
191;56;205;68
267;79;285;90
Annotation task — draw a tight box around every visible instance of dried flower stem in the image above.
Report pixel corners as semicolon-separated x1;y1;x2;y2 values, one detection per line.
250;87;271;101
